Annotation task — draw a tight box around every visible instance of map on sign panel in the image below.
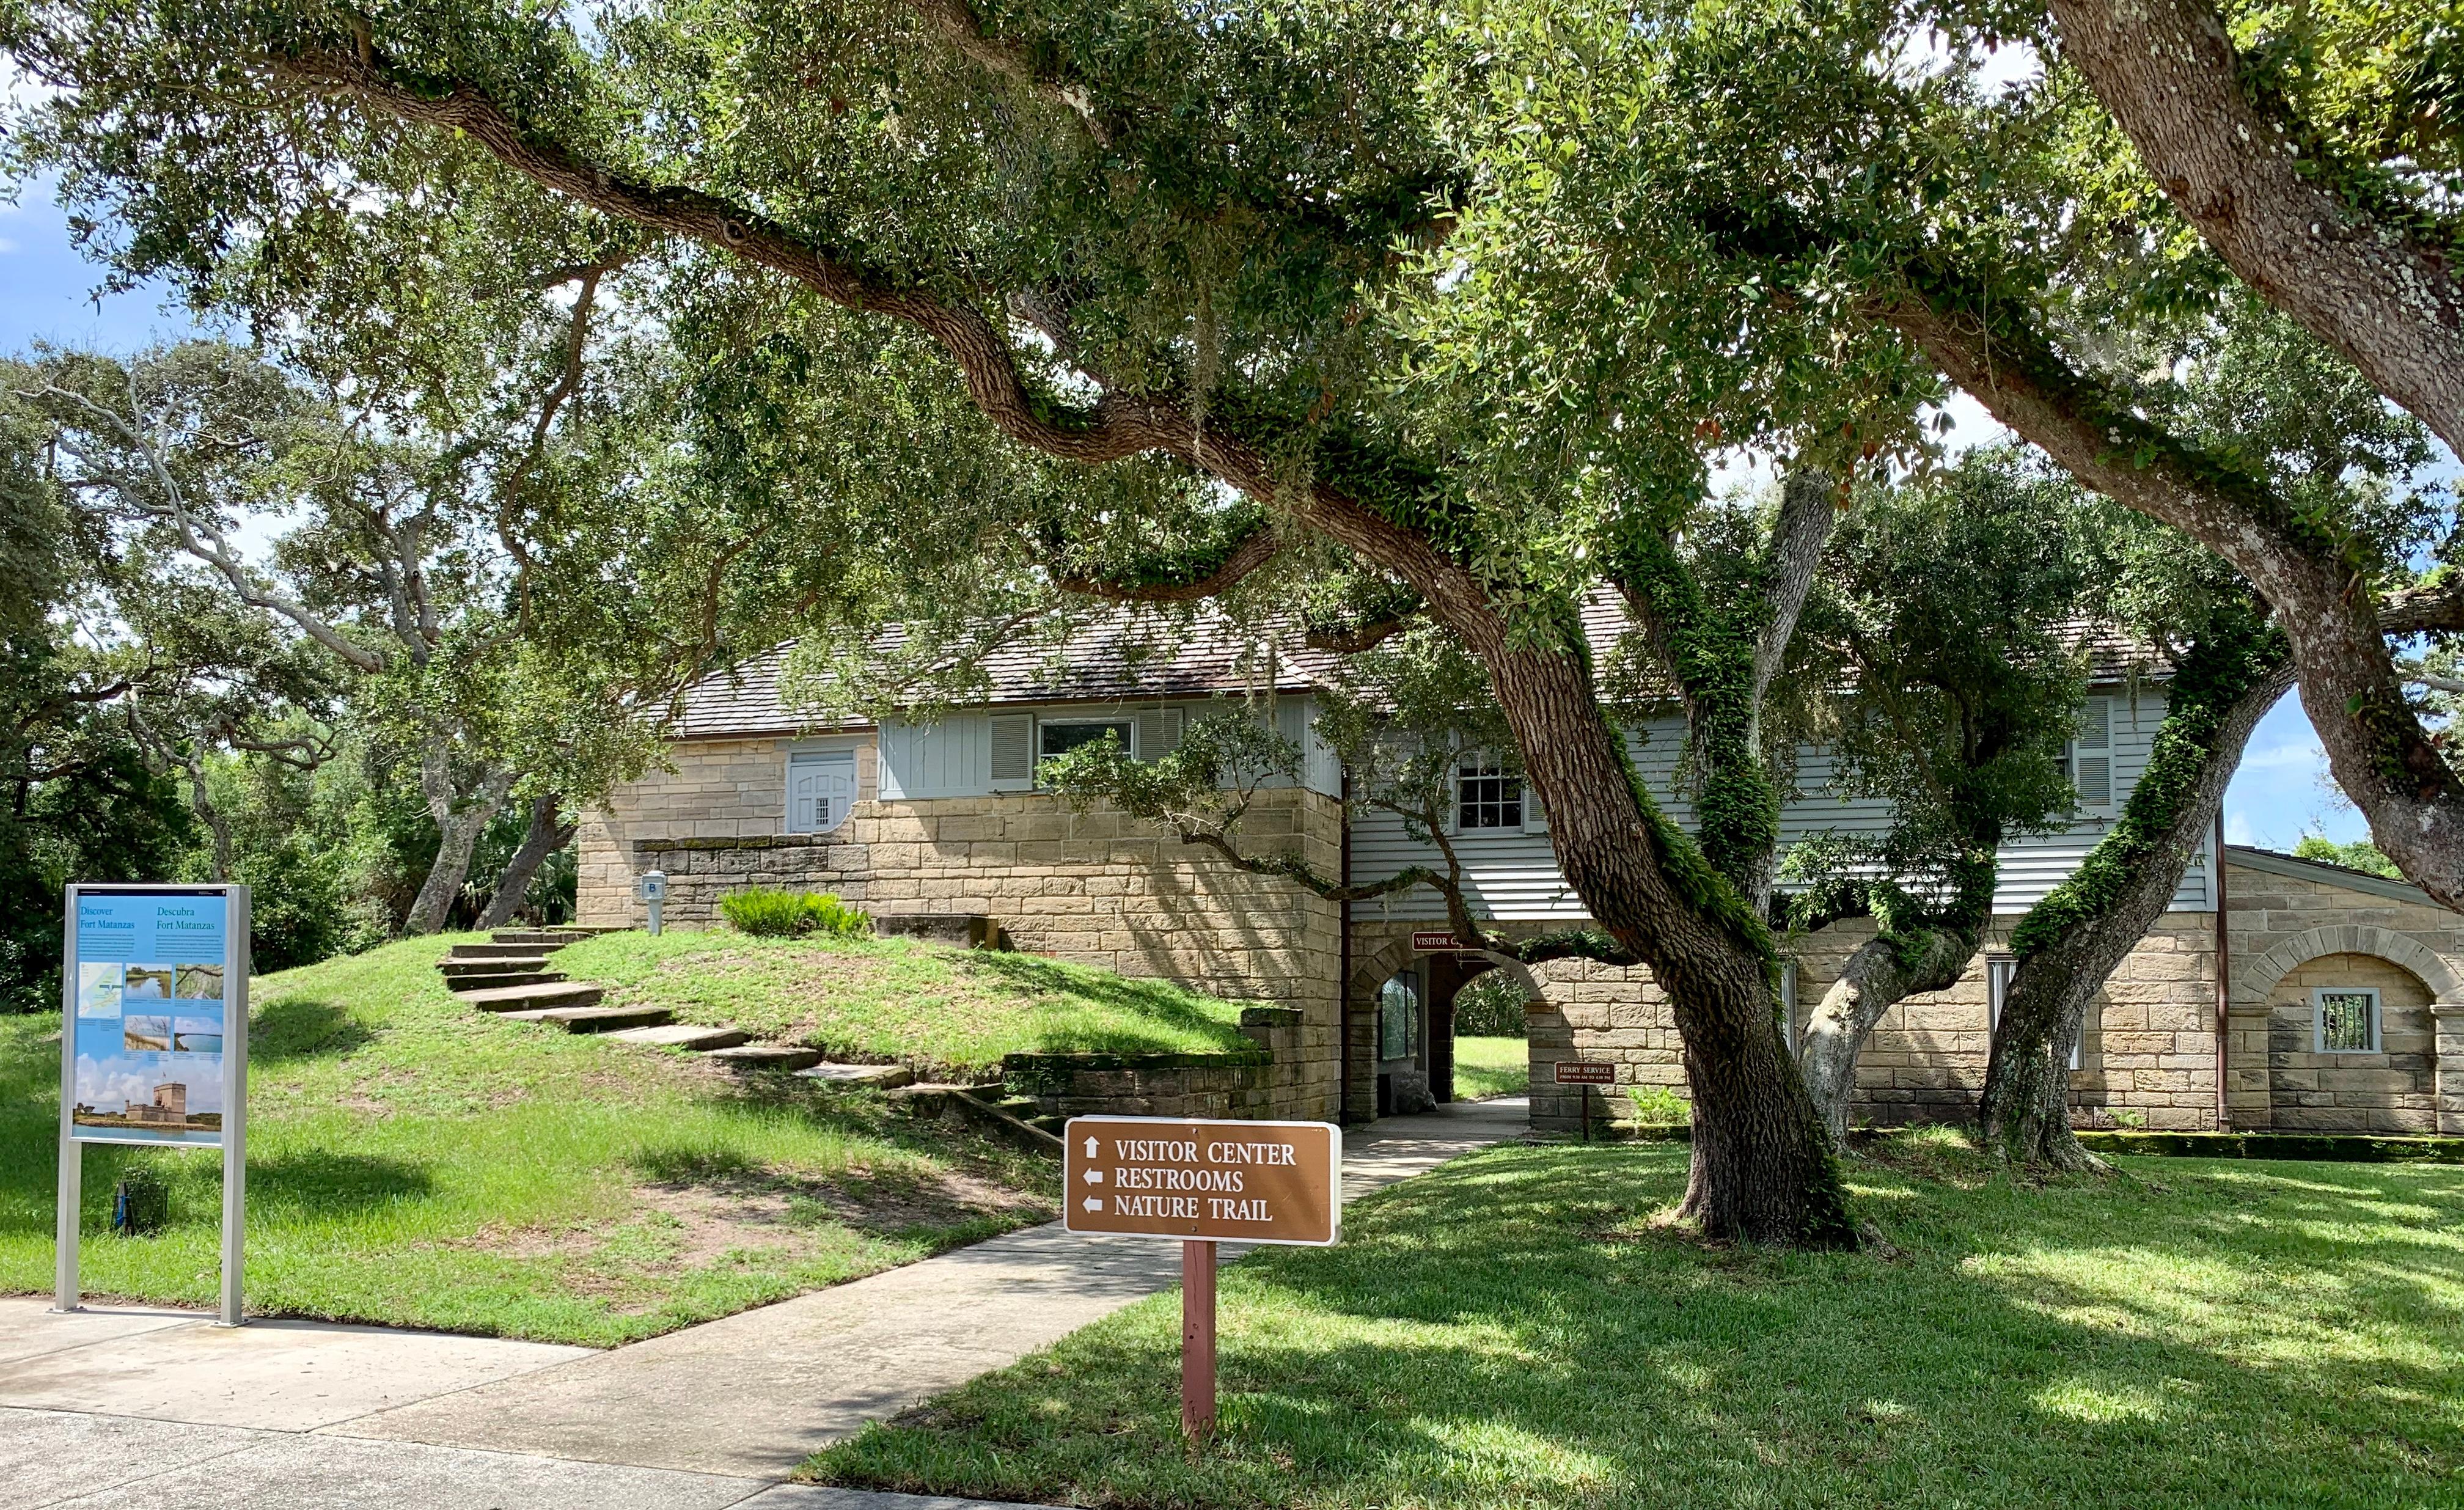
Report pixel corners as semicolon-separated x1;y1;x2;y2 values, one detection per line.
1063;1116;1342;1247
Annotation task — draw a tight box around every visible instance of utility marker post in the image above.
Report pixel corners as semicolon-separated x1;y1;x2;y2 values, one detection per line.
1065;1116;1341;1440
640;869;667;936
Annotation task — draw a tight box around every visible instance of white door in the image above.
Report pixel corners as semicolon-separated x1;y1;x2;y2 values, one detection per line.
789;752;857;834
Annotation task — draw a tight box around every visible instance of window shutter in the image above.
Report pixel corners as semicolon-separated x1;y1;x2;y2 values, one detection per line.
989;713;1035;791
2073;698;2111;808
1135;706;1182;761
1521;788;1547;835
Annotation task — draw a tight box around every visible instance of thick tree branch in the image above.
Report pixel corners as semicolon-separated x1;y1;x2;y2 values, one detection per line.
1041;522;1282;602
1879;289;2464;911
2050;0;2464;460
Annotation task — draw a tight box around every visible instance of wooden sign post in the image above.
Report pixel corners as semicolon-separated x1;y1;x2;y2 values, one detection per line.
1555;1060;1613;1142
1065;1116;1342;1438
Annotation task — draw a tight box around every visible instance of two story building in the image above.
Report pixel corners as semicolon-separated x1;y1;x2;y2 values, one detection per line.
578;617;2464;1138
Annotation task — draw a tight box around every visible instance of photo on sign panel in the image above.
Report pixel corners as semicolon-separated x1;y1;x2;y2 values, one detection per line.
173;1014;222;1054
123;964;174;1002
175;963;224;1000
122;1014;171;1053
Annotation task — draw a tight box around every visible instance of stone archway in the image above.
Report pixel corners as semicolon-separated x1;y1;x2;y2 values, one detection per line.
2234;924;2464;1007
2231;923;2464;1136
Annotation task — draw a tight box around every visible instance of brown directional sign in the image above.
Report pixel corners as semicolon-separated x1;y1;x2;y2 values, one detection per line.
1064;1116;1341;1247
1554;1061;1615;1085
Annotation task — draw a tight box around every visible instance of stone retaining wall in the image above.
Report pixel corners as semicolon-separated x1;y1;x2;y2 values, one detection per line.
580;736;1347;1120
1003;1008;1312;1121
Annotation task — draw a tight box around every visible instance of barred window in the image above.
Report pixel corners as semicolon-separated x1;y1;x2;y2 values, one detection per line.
1456;754;1524;831
2314;989;2378;1054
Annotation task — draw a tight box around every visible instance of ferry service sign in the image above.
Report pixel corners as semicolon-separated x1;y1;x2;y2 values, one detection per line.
1063;1116;1341;1247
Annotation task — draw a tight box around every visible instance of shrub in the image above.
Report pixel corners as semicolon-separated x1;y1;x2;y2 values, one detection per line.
719;885;872;939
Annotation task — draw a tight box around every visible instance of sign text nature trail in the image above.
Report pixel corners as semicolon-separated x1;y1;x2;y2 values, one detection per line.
1063;1116;1341;1246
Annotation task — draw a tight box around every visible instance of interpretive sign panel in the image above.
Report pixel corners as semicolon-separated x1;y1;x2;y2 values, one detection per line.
67;887;243;1146
1064;1116;1341;1247
1554;1061;1615;1085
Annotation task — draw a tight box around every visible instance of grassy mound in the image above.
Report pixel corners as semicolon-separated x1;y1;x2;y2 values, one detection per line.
808;1129;2464;1508
0;935;1057;1344
554;929;1257;1079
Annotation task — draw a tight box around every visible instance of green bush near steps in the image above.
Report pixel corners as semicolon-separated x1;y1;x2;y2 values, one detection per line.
719;886;872;939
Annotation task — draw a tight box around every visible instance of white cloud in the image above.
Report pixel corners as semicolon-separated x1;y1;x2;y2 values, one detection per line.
2238;742;2328;773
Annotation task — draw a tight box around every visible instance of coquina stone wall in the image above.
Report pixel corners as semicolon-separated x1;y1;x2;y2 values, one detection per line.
1350;912;2226;1134
579;735;1348;1120
2224;859;2464;1135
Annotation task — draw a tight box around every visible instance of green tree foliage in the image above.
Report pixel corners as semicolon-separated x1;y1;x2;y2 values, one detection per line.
2291;834;2400;879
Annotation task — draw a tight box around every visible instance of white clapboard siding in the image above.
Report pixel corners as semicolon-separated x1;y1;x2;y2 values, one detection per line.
1347;687;2215;920
881;697;1341;798
879;712;991;799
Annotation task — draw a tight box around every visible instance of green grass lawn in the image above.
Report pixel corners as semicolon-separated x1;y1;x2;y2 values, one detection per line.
809;1132;2464;1508
1451;1035;1528;1099
1;936;1057;1344
555;929;1255;1079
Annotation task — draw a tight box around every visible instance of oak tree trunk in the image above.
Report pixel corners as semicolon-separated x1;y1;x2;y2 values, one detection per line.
1797;923;1981;1143
1479;645;1854;1248
1978;626;2292;1164
479;790;573;930
404;751;516;936
2048;0;2464;462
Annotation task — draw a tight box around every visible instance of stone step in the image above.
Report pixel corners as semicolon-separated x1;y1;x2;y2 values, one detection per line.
456;981;605;1014
606;1023;752;1051
441;953;553;972
704;1044;824;1072
445;944;557;961
488;930;588;948
499;1004;674;1033
438;969;564;992
794;1063;917;1089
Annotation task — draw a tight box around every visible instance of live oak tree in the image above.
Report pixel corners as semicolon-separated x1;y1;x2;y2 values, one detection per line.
0;0;1923;1241
1785;450;2084;1140
1432;0;2464;917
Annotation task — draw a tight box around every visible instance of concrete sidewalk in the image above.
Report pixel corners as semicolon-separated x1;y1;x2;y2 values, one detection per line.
2;1098;1525;1502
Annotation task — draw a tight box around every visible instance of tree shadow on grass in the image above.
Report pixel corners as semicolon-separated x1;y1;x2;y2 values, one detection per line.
821;1140;2464;1509
248;995;376;1063
246;1149;433;1214
955;951;1255;1055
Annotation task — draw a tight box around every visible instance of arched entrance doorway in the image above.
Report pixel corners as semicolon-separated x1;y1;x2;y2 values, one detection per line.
1348;932;1526;1121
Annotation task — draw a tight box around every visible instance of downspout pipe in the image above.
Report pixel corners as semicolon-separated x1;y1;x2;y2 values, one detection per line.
1339;769;1354;1126
2214;810;2231;1131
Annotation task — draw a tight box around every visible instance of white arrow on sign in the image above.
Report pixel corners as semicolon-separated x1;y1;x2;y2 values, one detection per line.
1083;1135;1099;1156
1082;1168;1104;1184
1082;1197;1104;1214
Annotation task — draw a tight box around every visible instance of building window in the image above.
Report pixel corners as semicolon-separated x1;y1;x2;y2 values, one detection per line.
2313;988;2380;1054
2056;698;2113;812
1379;970;1421;1062
1987;953;2078;1069
1456;753;1523;831
1038;718;1135;765
787;749;857;835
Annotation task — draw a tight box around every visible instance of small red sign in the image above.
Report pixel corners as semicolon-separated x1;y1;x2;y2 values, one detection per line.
1553;1061;1615;1085
1412;931;1465;951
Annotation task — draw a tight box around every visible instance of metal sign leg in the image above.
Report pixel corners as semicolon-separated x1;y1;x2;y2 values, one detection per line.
53;1138;79;1313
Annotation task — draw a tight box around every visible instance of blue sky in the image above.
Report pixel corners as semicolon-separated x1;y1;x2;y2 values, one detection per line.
0;172;2376;853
